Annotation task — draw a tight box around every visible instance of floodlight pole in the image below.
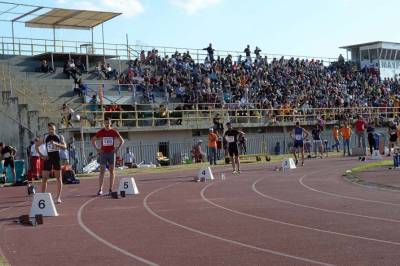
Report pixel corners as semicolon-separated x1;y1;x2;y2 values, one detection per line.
11;21;14;55
126;33;129;60
91;28;94;54
101;23;105;58
53;26;56;52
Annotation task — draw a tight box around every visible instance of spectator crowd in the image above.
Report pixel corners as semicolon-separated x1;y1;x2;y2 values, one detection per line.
113;43;400;119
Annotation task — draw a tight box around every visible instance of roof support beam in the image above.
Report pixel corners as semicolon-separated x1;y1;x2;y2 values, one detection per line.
0;4;18;16
12;7;42;22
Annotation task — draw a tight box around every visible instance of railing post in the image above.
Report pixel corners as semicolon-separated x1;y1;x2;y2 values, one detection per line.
152;110;155;127
134;109;138;128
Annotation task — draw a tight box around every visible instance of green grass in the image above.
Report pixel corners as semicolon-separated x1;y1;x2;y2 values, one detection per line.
76;153;293;180
349;160;392;173
77;152;347;180
0;256;10;266
343;159;398;191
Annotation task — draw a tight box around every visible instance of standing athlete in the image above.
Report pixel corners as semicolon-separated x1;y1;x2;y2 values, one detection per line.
91;117;124;196
224;122;244;174
36;123;66;203
0;143;17;184
290;121;309;166
311;125;324;158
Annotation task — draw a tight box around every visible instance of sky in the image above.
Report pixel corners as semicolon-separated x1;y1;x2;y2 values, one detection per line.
1;0;400;59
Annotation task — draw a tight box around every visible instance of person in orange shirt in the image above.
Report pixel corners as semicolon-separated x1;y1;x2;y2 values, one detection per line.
339;122;352;156
331;126;340;152
208;128;218;165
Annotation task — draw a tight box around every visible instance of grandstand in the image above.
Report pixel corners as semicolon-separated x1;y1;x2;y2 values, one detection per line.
0;2;399;169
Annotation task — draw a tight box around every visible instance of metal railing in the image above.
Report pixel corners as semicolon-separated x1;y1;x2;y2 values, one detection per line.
70;106;400;129
0;36;338;64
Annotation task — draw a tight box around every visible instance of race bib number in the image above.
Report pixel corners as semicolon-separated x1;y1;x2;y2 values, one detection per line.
3;152;10;158
102;137;114;146
225;136;235;143
295;135;302;141
46;142;58;152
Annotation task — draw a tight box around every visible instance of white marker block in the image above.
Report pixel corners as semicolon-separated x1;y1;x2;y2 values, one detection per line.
198;167;214;181
282;158;296;170
371;150;382;160
29;193;58;217
118;177;139;195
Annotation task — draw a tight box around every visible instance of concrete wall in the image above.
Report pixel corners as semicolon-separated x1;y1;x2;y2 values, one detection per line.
0;91;39;159
0;91;20;147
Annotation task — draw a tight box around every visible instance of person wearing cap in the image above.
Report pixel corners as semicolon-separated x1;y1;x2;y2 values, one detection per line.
208;128;218;165
224;122;244;174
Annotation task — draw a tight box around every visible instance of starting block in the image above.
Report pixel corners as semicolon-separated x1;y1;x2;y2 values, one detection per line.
370;150;382;160
27;184;36;195
197;167;214;182
29;193;58;217
118;177;139;195
111;192;119;199
282;158;296;170
18;214;44;226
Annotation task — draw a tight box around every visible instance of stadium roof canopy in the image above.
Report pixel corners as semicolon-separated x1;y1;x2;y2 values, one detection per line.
25;9;120;30
340;41;400;49
0;1;121;29
0;1;121;56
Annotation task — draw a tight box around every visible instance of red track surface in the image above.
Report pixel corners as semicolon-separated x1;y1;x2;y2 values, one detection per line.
1;157;400;265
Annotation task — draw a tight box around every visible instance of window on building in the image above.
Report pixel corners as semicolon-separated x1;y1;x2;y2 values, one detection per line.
361;50;369;60
390;49;396;60
370;49;378;60
396;50;400;60
381;49;388;60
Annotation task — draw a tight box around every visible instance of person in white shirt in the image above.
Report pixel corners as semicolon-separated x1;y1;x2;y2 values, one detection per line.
123;147;136;168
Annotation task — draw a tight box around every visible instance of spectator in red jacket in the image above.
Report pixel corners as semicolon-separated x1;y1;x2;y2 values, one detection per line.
354;116;366;148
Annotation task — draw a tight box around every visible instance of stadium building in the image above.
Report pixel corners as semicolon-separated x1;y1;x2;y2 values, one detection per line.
0;2;398;170
341;41;400;79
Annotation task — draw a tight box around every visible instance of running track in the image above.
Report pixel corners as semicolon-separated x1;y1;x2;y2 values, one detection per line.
1;157;400;265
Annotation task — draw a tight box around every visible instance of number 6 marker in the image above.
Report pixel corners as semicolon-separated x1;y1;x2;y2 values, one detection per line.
30;193;58;217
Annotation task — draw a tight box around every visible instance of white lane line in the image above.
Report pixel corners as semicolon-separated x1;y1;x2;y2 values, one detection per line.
143;183;334;266
253;177;400;223
77;196;159;266
299;176;400;207
201;183;400;247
